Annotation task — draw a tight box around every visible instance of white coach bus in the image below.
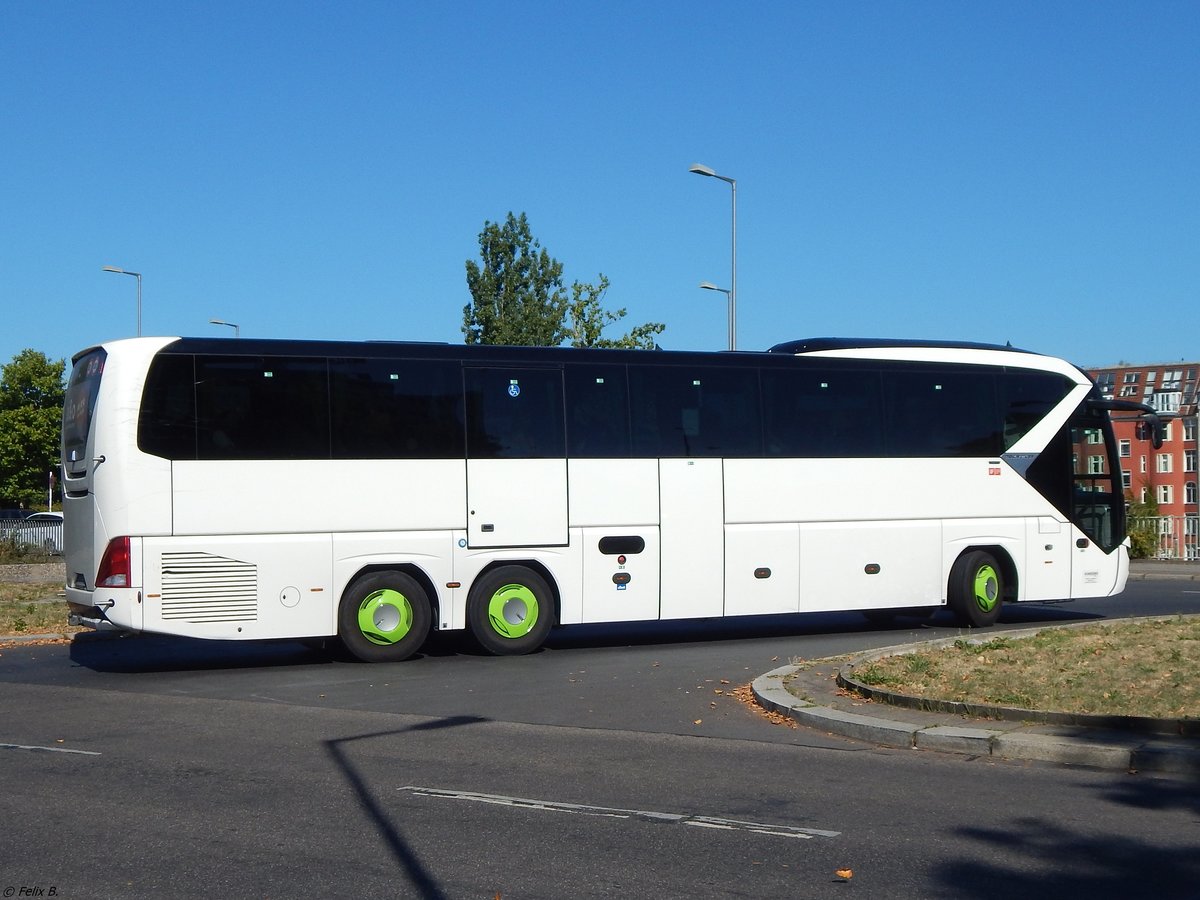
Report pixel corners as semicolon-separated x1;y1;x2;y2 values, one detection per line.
61;336;1159;662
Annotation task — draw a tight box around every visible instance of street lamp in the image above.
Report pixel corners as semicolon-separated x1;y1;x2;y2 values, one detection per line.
689;163;737;349
699;282;733;351
102;265;143;336
209;318;241;337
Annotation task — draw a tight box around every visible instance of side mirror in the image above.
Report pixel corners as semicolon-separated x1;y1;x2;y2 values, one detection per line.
1136;419;1164;449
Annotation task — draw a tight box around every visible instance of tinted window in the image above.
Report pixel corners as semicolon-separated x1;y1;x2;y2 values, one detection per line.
883;369;1001;457
195;356;330;459
465;367;565;458
330;358;462;458
564;364;631;457
761;367;884;456
1000;370;1073;448
139;354;197;459
629;366;761;457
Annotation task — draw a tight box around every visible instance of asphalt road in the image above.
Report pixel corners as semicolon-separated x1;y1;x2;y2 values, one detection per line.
2;580;1199;898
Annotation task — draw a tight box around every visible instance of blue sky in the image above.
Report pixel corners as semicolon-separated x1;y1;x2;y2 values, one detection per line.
2;2;1196;374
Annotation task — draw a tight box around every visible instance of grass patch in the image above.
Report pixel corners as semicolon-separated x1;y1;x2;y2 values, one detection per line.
0;582;80;636
0;542;61;565
851;618;1200;720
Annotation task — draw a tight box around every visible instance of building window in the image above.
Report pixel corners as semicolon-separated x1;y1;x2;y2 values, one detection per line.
1147;370;1158;383
1159;484;1174;505
1186;420;1197;442
1119;439;1131;458
1141;455;1148;473
1120;386;1137;397
1089;455;1106;475
1141;486;1149;503
1123;372;1139;384
1087;430;1103;445
1164;421;1174;442
1187;450;1196;473
1122;470;1132;489
1188;482;1198;505
1187;515;1199;535
1158;453;1173;473
1164;370;1183;390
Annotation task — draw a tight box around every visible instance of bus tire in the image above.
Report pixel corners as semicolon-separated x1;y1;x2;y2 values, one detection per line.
948;550;1003;628
467;565;555;656
338;571;432;663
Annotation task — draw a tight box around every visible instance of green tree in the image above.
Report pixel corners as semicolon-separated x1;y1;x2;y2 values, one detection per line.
0;350;65;508
1125;486;1160;559
564;275;666;350
463;212;567;346
463;211;664;348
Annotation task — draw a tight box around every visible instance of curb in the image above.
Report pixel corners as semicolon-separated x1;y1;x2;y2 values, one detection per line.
751;623;1200;774
0;630;118;646
0;632;81;645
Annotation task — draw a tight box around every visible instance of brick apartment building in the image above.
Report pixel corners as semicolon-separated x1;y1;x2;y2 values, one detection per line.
1086;361;1200;558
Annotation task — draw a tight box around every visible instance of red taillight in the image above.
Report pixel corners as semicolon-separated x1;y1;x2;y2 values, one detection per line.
97;537;131;588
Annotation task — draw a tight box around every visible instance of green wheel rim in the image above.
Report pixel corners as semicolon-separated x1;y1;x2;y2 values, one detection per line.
972;565;999;613
357;589;414;646
486;583;539;639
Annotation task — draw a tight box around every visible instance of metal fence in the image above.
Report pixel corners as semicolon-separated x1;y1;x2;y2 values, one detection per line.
0;514;63;555
1128;516;1200;561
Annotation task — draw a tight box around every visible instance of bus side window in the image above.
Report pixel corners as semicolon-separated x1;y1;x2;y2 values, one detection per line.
195;356;330;459
761;367;883;457
629;366;761;457
1000;370;1074;449
329;358;463;459
564;365;631;458
139;354;197;460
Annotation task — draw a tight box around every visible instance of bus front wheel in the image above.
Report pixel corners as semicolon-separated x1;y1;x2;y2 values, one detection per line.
467;565;556;656
948;550;1003;628
338;571;432;663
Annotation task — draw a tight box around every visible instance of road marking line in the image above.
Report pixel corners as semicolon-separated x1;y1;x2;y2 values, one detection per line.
1;742;101;756
398;786;839;839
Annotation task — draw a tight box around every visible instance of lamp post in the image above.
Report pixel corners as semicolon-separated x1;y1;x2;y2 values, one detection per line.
102;266;143;336
699;282;733;351
209;318;241;337
689;163;736;350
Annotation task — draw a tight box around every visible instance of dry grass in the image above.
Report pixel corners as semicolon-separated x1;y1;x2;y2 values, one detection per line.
0;582;81;636
851;617;1200;720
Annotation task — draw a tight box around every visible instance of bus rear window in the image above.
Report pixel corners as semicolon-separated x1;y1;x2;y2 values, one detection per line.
63;348;106;470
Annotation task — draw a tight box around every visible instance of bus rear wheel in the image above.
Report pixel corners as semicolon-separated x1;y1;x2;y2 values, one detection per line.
467;565;555;656
948;550;1003;628
338;571;432;663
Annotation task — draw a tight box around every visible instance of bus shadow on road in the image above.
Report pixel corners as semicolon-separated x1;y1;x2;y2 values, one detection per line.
63;603;1106;673
66;631;338;673
541;603;1106;651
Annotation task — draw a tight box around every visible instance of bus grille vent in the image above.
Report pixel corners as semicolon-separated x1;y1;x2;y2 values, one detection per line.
161;552;258;623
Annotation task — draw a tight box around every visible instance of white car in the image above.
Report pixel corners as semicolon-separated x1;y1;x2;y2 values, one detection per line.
13;511;64;555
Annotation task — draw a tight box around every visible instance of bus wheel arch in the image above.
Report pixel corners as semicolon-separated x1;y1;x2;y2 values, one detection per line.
337;567;435;663
466;561;558;656
947;546;1013;628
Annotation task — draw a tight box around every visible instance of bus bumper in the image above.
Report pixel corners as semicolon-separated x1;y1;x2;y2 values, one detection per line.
66;585;142;632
